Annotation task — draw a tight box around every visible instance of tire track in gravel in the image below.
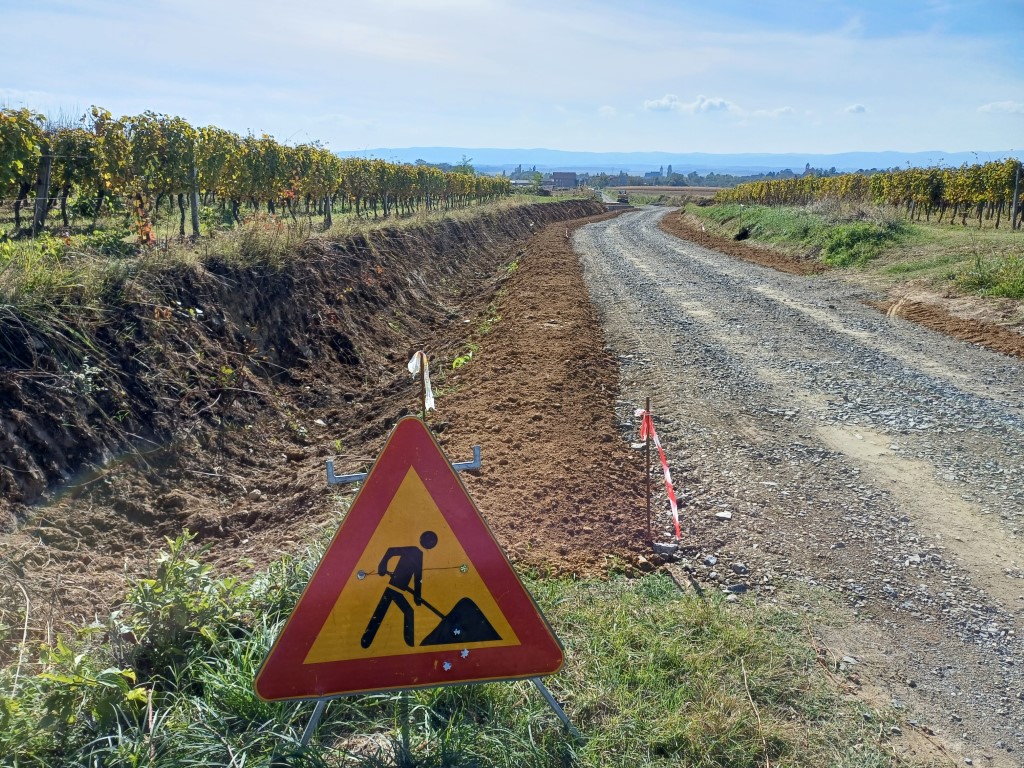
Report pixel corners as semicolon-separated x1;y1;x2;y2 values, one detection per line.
574;206;1024;765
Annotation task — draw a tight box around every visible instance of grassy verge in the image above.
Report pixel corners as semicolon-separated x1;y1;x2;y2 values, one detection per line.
686;202;1024;299
0;529;901;767
955;254;1024;297
688;203;910;267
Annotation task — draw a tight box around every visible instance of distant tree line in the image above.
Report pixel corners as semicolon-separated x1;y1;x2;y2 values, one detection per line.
587;167;851;188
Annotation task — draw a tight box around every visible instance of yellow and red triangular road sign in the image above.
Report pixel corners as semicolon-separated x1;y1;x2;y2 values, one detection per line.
255;417;564;701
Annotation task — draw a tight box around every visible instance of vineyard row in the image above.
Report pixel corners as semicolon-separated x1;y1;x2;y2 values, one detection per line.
715;159;1023;229
1;107;511;240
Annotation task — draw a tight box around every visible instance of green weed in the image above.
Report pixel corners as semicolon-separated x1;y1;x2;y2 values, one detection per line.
955;253;1024;298
117;530;246;677
818;221;907;267
82;227;137;258
0;526;903;767
452;342;479;371
691;203;909;267
477;303;501;335
882;254;959;275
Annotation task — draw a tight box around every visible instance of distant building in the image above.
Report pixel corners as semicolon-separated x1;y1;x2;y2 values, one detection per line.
552;172;578;189
644;171;662;179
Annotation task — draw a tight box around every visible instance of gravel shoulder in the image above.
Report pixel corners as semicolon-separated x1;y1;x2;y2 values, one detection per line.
574;207;1024;765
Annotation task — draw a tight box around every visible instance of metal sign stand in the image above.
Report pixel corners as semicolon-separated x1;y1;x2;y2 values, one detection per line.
297;678;582;750
532;677;583;741
299;699;328;748
294;351;581;751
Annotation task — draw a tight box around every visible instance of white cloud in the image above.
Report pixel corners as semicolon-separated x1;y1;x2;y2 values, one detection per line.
978;101;1024;114
691;95;736;113
1;0;1020;152
845;104;867;114
644;94;790;119
643;94;683;112
643;93;740;114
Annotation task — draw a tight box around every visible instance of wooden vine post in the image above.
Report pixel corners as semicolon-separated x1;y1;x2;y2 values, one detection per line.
1012;162;1021;231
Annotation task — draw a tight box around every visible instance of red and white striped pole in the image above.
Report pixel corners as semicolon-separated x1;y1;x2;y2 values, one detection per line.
636;404;681;541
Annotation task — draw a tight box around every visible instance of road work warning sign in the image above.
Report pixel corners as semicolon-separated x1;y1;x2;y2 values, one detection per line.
255;417;564;701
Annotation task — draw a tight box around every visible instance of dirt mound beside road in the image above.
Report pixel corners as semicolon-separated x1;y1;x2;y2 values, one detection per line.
437;212;649;574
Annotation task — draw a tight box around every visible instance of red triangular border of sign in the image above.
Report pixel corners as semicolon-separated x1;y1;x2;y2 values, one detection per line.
255;417;564;701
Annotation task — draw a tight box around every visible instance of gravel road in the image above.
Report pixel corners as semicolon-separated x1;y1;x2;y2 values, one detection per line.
574;207;1024;765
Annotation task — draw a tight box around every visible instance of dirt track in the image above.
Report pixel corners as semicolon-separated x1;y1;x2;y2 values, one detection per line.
574;207;1024;765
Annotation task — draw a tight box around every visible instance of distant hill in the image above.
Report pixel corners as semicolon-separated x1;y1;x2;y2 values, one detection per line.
335;147;1016;175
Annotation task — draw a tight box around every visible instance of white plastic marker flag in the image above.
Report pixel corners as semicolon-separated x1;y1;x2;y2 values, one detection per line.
407;350;435;412
636;408;681;540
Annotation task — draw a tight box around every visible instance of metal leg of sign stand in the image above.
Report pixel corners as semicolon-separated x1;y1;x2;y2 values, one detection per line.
400;690;411;759
298;684;579;753
531;678;583;743
299;698;328;749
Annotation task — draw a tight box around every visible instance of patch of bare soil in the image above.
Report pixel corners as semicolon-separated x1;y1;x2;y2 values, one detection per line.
0;201;649;636
875;295;1024;362
658;209;827;275
435;213;648;575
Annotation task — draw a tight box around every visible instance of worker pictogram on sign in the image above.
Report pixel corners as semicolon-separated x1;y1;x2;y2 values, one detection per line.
254;417;564;701
359;530;501;649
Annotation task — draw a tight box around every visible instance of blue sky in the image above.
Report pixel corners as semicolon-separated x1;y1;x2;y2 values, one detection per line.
1;0;1021;155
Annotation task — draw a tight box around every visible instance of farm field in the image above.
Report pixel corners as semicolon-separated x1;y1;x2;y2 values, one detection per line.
610;186;723;196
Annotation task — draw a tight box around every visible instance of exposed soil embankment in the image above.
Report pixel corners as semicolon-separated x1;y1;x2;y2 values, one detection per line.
0;201;599;527
1;199;651;631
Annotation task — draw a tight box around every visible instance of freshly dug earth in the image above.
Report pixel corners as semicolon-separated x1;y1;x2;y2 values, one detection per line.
438;213;648;569
0;201;646;636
